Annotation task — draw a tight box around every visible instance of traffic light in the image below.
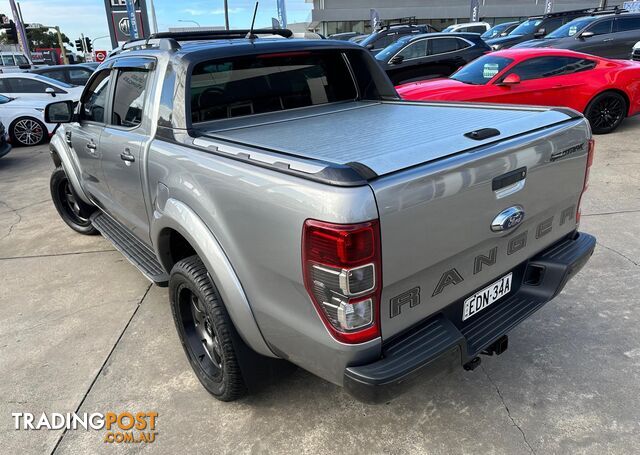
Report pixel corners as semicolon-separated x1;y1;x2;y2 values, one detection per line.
84;37;92;53
75;38;83;51
5;21;18;45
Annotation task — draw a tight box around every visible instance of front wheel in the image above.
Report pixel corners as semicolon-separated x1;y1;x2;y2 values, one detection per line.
10;117;47;147
50;167;98;235
170;255;247;401
584;92;627;134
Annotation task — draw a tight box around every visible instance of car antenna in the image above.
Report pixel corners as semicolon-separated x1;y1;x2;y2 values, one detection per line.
246;2;259;40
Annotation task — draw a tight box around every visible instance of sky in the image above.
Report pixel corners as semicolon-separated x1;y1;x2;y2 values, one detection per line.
0;0;312;49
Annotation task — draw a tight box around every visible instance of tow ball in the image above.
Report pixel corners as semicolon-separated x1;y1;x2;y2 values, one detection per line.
463;335;509;371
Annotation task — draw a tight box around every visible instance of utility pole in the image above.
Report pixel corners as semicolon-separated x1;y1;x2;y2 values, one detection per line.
223;0;230;30
56;26;69;64
147;0;158;34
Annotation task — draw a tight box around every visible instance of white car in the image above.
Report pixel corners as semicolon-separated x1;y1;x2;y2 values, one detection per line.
442;22;491;34
0;73;83;102
0;51;33;73
0;94;59;146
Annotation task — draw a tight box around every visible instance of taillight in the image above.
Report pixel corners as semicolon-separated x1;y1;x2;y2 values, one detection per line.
302;219;382;344
576;139;595;225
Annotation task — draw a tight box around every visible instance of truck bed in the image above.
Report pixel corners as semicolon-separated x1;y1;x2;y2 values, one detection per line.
200;100;575;177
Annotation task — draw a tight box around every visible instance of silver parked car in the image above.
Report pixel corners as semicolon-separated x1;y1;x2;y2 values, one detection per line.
45;29;596;403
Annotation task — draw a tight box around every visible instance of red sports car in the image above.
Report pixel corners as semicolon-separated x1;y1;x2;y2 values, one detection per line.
397;49;640;134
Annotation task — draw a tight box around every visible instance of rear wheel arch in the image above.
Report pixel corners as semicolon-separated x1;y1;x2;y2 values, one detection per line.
588;89;630;115
151;205;276;359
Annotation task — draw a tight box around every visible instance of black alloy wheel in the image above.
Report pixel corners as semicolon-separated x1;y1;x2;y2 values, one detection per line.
170;255;246;401
50;167;98;235
585;92;627;134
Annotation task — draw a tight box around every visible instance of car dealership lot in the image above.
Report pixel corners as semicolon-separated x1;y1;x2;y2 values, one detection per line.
0;121;639;454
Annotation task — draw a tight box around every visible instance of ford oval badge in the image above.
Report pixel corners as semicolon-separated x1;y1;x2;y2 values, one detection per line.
491;206;525;232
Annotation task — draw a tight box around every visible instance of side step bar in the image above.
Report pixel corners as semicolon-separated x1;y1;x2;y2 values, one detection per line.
91;212;169;286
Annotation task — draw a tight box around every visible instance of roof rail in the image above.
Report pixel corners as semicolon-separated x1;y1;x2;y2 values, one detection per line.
148;28;293;41
381;17;418;29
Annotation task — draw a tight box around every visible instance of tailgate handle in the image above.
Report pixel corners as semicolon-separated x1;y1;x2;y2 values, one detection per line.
464;128;500;140
493;167;527;191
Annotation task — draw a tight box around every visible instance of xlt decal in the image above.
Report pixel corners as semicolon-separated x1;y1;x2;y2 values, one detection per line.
390;204;576;317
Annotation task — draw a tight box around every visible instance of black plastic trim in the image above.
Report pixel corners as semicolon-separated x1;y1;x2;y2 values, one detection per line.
344;231;596;403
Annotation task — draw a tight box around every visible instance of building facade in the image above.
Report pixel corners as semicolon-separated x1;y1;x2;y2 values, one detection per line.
307;0;603;35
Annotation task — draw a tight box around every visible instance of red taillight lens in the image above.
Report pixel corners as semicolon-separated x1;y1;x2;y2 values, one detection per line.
302;219;381;344
577;139;595;225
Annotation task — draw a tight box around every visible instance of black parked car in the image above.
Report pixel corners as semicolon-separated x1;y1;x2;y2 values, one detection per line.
0;121;11;159
360;23;440;54
375;33;491;85
29;63;96;86
329;32;364;41
514;12;640;59
481;21;520;40
486;8;603;50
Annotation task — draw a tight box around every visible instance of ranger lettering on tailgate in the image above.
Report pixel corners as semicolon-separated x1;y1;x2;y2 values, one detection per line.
390;204;576;318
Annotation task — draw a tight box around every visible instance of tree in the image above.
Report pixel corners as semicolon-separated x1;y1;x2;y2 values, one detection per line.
26;27;70;49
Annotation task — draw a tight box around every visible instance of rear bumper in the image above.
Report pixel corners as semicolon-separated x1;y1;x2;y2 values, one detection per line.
344;231;596;403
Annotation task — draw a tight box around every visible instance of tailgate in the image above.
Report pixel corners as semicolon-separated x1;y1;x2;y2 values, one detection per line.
372;118;591;339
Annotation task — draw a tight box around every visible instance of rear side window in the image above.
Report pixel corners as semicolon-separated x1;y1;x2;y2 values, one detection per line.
466;26;488;34
398;40;427;59
430;38;459;55
41;69;66;83
616;17;640;32
111;69;148;128
14;55;29;66
506;56;596;81
190;51;358;123
542;18;563;34
2;55;15;66
10;78;50;93
0;79;10;92
588;19;613;35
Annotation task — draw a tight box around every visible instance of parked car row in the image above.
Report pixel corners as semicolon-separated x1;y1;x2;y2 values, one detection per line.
397;48;640;134
0;62;96;149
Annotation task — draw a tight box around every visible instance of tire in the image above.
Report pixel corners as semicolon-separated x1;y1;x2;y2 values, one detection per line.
584;91;627;134
50;167;98;235
169;255;247;401
10;117;47;147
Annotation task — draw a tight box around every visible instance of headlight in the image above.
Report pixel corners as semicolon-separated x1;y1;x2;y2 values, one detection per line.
491;44;502;51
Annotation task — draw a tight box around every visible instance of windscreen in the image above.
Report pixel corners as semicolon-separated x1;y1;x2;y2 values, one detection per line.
510;19;542;35
450;55;513;85
190;51;358;123
546;18;594;38
34;74;74;88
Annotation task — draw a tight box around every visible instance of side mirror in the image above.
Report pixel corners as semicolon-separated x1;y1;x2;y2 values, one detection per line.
45;100;75;123
389;55;405;65
45;87;56;97
580;31;595;39
533;28;546;38
501;73;521;86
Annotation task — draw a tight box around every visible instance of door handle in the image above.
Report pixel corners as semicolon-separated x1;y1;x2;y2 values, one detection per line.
603;38;613;42
86;142;97;150
120;149;135;163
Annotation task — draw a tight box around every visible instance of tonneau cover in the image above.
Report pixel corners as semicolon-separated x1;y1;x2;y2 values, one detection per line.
201;101;574;177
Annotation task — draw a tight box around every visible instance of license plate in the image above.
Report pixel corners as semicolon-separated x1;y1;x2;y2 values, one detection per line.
463;273;512;321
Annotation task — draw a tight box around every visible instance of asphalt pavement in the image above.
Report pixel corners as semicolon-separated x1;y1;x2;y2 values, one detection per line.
0;118;639;454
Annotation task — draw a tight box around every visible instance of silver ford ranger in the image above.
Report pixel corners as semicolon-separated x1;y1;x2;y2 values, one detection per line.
44;29;596;403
